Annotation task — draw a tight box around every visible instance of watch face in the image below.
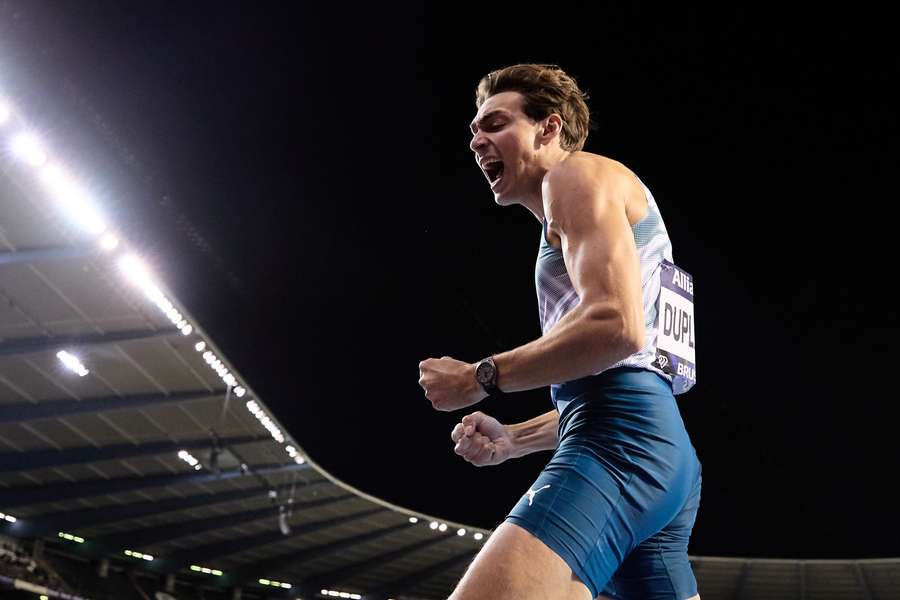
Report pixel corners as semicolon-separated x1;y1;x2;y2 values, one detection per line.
476;361;494;383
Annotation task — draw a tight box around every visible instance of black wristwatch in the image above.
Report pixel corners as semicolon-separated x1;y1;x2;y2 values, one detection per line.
474;356;500;395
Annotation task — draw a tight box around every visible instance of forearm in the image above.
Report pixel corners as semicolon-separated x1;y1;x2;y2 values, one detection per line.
507;410;560;457
494;303;640;393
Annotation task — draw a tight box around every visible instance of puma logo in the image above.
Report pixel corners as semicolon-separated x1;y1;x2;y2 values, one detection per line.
525;484;551;506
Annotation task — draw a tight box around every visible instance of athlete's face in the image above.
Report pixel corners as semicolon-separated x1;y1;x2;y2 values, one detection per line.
469;92;542;206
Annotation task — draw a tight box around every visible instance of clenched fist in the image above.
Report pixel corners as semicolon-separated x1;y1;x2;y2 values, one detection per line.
451;411;515;467
418;356;488;412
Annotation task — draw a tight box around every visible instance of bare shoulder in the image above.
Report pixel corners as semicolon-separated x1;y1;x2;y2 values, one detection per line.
543;152;646;233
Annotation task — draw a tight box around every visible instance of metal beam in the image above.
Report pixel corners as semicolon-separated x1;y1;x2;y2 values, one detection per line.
97;494;354;550
0;245;97;266
370;549;477;600
0;434;267;473
0;327;180;357
241;522;415;583
21;480;332;537
0;390;224;424
163;507;387;572
734;560;751;600
0;462;309;508
304;531;454;589
853;563;874;600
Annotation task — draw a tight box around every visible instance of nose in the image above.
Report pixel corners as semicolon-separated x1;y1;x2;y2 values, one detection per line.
469;131;488;153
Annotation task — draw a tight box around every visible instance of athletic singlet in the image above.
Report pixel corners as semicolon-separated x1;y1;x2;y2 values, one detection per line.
535;180;675;393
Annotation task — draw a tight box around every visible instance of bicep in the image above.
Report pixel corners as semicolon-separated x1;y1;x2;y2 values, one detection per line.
548;169;643;325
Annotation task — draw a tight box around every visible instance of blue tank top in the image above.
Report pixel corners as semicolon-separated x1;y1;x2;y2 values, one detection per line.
536;181;675;411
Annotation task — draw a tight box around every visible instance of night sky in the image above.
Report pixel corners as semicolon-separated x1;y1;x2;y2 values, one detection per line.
1;2;897;560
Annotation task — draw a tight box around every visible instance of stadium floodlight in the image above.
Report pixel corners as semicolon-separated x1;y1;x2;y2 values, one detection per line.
120;255;204;340
429;521;438;530
408;517;418;523
234;386;246;397
57;350;89;377
474;532;484;540
195;341;206;352
0;512;16;523
457;528;466;536
58;531;85;543
39;165;107;235
118;255;155;292
438;523;447;532
0;101;11;125
245;399;285;443
10;132;47;167
99;233;119;250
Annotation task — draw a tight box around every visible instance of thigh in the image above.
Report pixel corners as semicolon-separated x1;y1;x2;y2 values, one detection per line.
448;521;592;600
503;440;636;599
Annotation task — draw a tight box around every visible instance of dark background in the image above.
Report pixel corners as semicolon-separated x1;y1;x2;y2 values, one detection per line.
1;2;897;559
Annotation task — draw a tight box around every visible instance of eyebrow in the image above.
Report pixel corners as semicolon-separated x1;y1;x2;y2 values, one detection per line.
469;110;507;134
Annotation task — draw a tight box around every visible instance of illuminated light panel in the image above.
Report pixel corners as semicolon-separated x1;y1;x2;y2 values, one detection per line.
0;512;16;523
259;579;292;589
39;164;107;235
58;531;85;543
178;450;202;470
190;565;222;576
320;590;361;599
56;350;89;377
10;132;47;167
124;550;153;561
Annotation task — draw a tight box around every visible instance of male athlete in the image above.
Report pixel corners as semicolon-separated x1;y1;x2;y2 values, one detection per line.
417;64;702;600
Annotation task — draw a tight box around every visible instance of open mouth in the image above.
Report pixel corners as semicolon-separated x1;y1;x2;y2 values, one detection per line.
483;159;504;189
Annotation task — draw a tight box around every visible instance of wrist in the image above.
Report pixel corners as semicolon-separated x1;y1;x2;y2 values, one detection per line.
474;355;500;395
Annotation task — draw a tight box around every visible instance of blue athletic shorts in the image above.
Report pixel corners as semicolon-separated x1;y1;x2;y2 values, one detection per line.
506;367;702;599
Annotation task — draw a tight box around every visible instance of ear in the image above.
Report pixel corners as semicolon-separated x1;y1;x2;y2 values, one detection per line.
540;114;563;144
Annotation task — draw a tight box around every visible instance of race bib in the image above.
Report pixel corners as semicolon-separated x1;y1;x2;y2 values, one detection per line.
652;260;696;394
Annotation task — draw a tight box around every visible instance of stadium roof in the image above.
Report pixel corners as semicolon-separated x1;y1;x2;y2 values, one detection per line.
0;88;485;600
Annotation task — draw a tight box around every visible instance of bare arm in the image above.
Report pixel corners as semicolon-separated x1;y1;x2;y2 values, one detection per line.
493;158;646;393
418;158;647;413
507;409;560;458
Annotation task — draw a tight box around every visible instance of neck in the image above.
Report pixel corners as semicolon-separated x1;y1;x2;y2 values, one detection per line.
517;147;572;223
